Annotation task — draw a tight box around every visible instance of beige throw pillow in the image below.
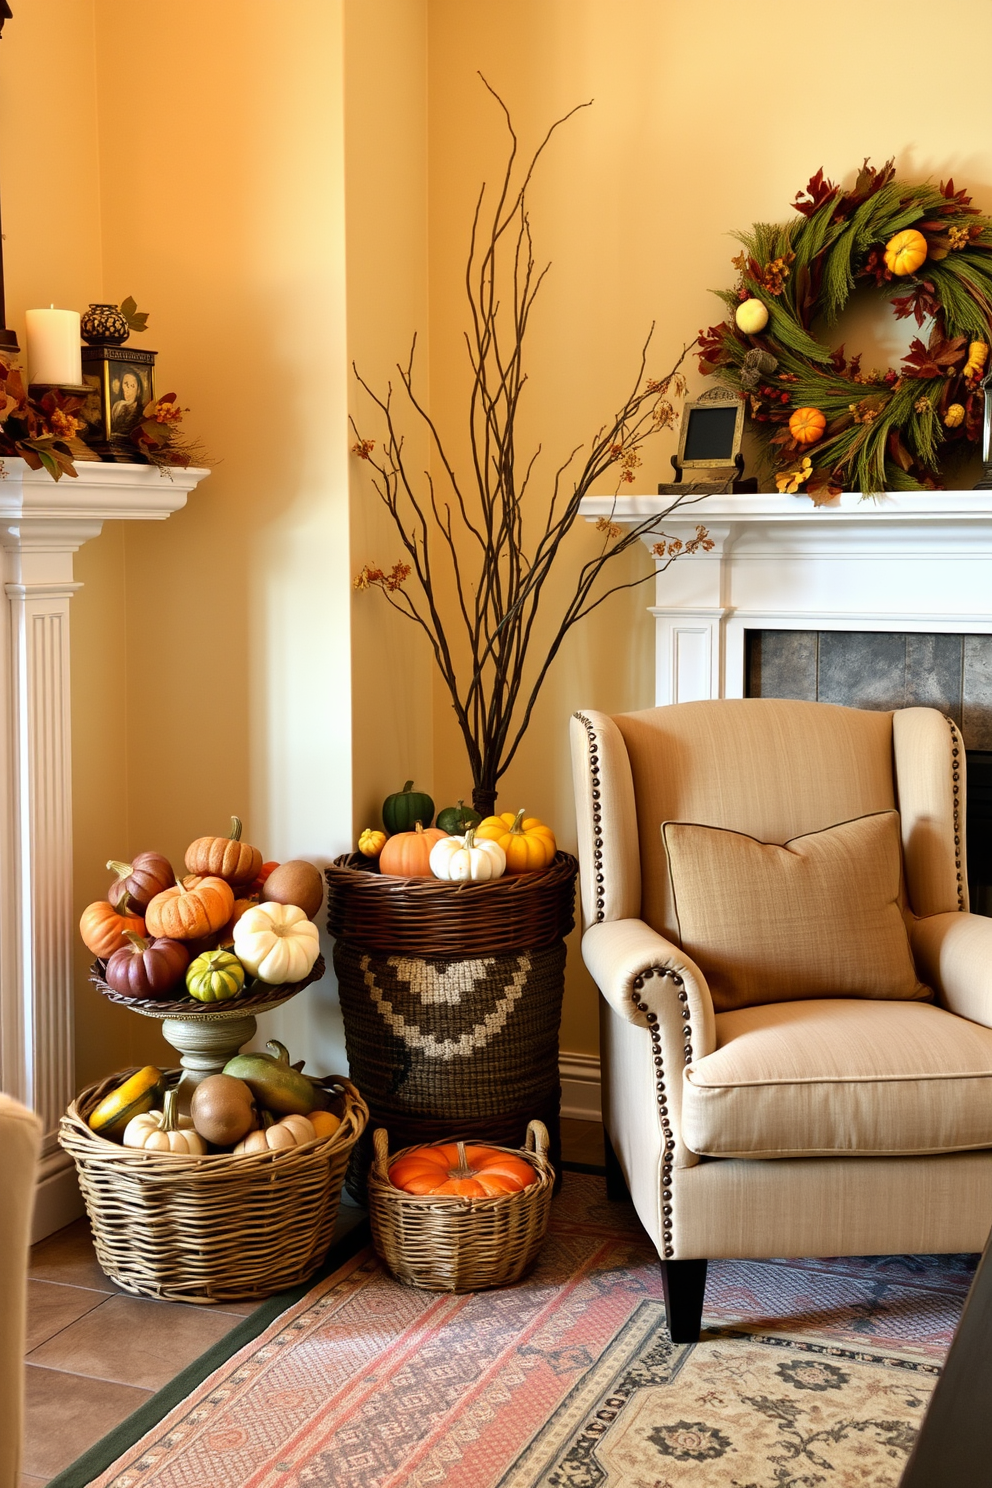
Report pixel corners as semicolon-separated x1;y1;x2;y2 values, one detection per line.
662;810;930;1013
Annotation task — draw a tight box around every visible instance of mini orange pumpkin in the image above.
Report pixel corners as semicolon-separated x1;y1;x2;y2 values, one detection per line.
788;407;827;445
883;228;928;277
80;900;146;958
378;821;447;877
388;1139;536;1197
474;809;557;873
145;876;235;941
185;816;262;888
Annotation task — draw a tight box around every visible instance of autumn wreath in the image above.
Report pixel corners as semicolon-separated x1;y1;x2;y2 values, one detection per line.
698;160;992;502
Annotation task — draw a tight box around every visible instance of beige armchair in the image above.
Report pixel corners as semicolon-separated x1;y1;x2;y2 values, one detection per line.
0;1094;41;1488
570;698;992;1342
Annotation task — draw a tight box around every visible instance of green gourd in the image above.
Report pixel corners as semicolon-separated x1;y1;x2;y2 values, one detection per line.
435;799;482;835
186;947;245;1003
223;1039;316;1116
382;780;435;834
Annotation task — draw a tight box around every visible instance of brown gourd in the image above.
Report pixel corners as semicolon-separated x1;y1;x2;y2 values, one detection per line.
260;859;324;920
189;1073;256;1146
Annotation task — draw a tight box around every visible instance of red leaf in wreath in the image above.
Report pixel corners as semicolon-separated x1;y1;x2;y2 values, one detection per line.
850;157;895;206
861;247;893;287
939;179;980;215
891;281;939;326
886;429;914;473
792;167;839;219
696;323;732;373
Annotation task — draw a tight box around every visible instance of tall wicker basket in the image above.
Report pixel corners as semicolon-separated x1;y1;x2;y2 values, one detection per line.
325;852;577;1199
59;1070;368;1304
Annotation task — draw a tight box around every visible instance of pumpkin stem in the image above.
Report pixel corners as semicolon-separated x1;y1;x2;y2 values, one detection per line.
509;808;527;836
123;930;149;953
106;859;132;881
455;1138;471;1179
161;1086;178;1134
401;780;414;793
119;888;135;916
229;815;243;842
414;821;424;835
267;1040;292;1067
259;1108;274;1130
463;826;477;849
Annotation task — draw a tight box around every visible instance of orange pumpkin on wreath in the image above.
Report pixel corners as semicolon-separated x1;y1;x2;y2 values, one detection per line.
788;407;827;445
388;1139;536;1197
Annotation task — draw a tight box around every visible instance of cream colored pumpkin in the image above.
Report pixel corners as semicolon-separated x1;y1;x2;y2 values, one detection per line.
429;826;506;882
735;297;769;335
233;1112;317;1153
233;902;320;984
122;1089;206;1155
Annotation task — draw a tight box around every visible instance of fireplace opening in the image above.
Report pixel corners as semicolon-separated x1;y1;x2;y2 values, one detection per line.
745;629;992;918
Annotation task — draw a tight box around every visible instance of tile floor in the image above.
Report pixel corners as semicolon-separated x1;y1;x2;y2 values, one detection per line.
21;1117;604;1485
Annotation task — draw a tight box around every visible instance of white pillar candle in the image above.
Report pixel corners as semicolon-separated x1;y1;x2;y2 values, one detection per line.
25;306;82;386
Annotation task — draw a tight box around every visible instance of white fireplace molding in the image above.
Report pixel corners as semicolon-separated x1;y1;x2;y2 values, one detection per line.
0;460;208;1238
580;490;992;705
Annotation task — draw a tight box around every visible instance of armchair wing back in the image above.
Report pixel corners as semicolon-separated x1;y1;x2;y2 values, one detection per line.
570;698;989;1345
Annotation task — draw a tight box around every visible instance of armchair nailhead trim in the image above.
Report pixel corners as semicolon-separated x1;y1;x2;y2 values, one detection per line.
630;967;695;1260
945;715;966;910
575;712;606;922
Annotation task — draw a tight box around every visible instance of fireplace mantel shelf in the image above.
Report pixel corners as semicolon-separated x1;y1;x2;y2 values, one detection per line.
578;489;992;707
580;489;992;524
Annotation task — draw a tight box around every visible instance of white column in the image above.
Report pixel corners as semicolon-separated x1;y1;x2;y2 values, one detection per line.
646;524;731;705
0;462;207;1237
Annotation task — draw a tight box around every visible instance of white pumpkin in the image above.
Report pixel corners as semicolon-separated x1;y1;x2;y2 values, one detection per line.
735;297;769;334
233;902;320;984
122;1089;207;1155
234;1112;317;1154
430;827;506;882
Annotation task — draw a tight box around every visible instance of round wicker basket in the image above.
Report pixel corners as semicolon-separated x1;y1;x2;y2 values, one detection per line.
367;1122;554;1292
59;1069;368;1304
325;854;577;1198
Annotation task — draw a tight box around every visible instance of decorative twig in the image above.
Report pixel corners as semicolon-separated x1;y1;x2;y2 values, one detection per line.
352;81;705;815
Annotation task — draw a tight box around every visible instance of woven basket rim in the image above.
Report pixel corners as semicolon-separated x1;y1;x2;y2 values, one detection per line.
60;1068;368;1173
327;852;577;898
88;953;325;1019
368;1120;554;1208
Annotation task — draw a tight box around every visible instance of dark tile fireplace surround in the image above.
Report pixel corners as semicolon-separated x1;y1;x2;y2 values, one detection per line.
746;630;992;915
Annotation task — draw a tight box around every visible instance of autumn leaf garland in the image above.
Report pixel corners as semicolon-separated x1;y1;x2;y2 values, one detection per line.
699;161;992;501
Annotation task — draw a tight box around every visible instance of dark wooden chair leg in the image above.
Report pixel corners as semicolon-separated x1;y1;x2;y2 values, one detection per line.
603;1127;630;1202
661;1258;707;1343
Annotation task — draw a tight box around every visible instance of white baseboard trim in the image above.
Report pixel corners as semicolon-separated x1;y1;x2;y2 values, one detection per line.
559;1051;602;1121
32;1149;84;1242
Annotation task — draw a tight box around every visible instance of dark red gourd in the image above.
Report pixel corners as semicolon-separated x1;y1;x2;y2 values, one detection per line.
104;932;190;1000
107;852;175;914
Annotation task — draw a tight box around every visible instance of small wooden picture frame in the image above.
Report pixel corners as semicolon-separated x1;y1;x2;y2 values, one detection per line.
676;387;744;471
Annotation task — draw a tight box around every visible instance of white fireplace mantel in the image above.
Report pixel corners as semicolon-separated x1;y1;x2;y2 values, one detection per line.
581;490;992;706
0;460;209;1237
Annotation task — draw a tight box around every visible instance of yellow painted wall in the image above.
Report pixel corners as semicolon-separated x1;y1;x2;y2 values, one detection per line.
7;0;992;1091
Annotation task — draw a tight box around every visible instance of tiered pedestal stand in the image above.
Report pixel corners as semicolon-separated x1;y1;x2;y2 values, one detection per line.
89;957;326;1110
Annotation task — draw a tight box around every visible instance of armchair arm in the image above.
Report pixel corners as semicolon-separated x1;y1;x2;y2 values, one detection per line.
912;912;992;1028
582;917;716;1062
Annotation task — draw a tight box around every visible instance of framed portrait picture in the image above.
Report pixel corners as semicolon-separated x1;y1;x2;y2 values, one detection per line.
80;344;156;457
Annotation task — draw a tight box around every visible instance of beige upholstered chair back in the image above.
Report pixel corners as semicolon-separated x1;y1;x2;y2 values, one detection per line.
571;698;967;943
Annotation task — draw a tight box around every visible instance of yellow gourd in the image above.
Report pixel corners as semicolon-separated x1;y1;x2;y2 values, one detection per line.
944;403;966;428
122;1088;207;1155
963;341;989;382
475;809;557;874
883;228;928;277
358;828;386;858
309;1110;341;1140
88;1066;163;1141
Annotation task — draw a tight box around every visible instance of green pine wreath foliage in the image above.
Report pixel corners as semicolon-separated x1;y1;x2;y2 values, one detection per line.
698;160;992;500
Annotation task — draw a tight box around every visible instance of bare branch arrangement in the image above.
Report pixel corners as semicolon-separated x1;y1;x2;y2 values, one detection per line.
352;82;710;816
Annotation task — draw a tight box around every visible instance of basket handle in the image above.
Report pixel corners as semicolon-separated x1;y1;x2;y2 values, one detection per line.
525;1120;549;1158
372;1125;391;1175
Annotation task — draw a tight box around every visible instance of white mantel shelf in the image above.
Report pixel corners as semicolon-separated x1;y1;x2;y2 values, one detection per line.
0;460;209;1238
579;489;992;705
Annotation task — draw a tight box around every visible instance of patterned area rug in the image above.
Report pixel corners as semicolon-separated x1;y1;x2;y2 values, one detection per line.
84;1174;974;1488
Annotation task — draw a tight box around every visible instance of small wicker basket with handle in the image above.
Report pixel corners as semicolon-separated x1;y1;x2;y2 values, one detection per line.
59;1069;368;1304
367;1120;554;1292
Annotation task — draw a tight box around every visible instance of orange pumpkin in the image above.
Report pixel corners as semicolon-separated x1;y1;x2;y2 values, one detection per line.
883;228;928;277
388;1139;535;1197
474;809;557;874
145;876;235;941
220;893;260;944
378;821;447;877
788;407;827;445
185;815;262;887
80;900;146;958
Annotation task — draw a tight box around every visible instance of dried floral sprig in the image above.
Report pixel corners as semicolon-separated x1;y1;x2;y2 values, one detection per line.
351;82;702;815
129;393;209;469
0;358;81;480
